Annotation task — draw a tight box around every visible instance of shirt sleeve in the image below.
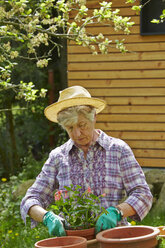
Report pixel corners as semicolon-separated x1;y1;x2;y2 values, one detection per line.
20;150;59;228
119;142;153;221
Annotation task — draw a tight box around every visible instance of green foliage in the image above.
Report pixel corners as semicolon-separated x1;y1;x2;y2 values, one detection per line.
55;129;68;147
50;184;106;229
16;81;47;101
126;0;136;3
14;105;49;157
0;151;52;248
131;5;142;14
0;0;164;102
0;0;135;100
0;62;68;177
158;237;165;248
18;150;48;180
151;9;165;24
0;176;20;226
0;175;47;248
0;57;55;178
135;211;165;227
0;96;49;178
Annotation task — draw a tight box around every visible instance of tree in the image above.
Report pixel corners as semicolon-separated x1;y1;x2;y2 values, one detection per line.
0;0;136;101
1;0;164;178
0;0;135;178
1;0;165;101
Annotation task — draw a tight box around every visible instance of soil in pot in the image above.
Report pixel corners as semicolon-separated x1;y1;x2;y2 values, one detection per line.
66;227;95;240
35;236;87;248
96;225;160;248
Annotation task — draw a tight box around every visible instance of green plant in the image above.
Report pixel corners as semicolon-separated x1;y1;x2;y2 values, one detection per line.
0;175;49;248
157;236;165;248
0;0;138;109
50;184;106;230
134;211;165;227
18;150;48;181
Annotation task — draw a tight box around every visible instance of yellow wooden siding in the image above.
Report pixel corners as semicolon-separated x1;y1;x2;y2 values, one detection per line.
67;0;165;168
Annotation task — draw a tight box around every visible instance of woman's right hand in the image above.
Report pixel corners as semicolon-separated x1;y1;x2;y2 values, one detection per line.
43;211;66;236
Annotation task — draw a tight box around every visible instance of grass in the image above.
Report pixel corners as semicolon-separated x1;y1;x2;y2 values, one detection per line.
1;221;49;248
136;211;165;227
0;176;50;248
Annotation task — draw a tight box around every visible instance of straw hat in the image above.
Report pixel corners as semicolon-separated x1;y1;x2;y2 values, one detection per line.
44;85;106;123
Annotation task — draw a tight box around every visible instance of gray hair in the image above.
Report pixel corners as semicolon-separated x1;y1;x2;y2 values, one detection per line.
57;105;96;128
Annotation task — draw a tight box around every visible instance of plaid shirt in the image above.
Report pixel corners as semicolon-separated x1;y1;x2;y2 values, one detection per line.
20;130;152;228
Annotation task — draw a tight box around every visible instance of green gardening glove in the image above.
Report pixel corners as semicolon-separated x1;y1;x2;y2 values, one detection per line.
95;206;122;234
43;211;66;237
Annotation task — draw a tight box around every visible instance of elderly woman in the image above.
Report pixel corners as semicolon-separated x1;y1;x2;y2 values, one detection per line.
20;85;153;237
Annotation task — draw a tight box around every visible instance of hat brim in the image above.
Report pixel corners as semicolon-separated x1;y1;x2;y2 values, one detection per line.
44;97;106;123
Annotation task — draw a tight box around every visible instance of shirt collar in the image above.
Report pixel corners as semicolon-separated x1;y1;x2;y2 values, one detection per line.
96;129;111;150
65;138;75;153
65;129;111;154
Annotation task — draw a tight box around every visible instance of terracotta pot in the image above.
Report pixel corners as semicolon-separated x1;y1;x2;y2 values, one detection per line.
96;225;160;248
34;236;87;248
87;238;100;248
157;226;165;236
156;226;165;247
66;227;95;240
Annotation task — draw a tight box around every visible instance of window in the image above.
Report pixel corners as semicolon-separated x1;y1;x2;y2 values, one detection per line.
140;0;165;35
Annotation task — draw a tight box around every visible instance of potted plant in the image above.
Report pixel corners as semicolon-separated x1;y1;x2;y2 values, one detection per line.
50;184;106;240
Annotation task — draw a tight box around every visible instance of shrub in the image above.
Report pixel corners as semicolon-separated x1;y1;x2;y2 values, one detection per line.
0;175;49;248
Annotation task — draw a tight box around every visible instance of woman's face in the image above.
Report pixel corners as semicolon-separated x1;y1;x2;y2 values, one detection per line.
65;114;96;147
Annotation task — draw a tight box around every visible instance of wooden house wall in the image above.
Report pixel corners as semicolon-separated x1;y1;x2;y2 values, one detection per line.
67;0;165;168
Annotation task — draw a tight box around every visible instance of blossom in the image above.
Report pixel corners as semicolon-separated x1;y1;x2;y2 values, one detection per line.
55;190;62;201
101;193;106;197
1;178;7;182
36;59;48;68
8;230;12;234
131;221;136;225
87;186;92;193
55;189;68;201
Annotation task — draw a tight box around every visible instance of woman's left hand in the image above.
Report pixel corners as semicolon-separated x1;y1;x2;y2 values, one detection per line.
95;206;122;234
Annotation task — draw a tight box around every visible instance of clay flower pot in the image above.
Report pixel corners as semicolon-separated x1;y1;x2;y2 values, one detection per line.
156;226;165;246
87;238;99;248
66;227;95;240
34;236;87;248
157;226;165;236
96;225;160;248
